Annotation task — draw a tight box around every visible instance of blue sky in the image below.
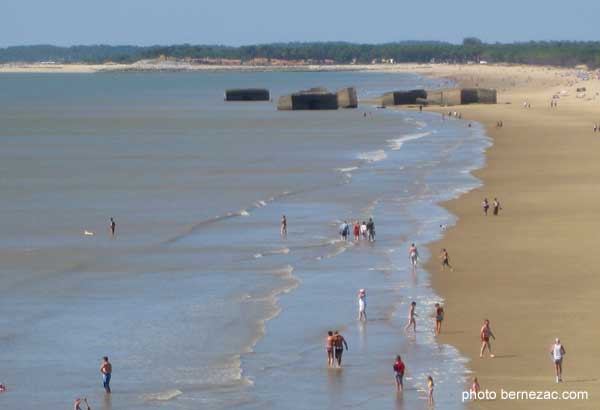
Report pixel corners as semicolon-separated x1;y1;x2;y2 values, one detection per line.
2;0;599;46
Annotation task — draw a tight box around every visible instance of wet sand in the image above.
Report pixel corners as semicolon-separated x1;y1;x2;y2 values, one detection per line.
413;65;600;408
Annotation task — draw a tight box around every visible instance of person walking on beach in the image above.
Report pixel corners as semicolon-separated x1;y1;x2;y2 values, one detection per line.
409;243;419;269
280;215;287;238
326;331;335;367
339;221;349;241
367;218;375;242
74;397;91;410
358;289;367;321
480;319;496;358
550;338;566;383
404;301;417;333
471;377;480;399
493;198;501;216
333;331;349;367
360;221;368;239
440;248;453;272
100;356;112;393
109;217;116;237
393;355;405;392
427;376;434;405
434;303;444;335
353;221;360;241
482;198;489;216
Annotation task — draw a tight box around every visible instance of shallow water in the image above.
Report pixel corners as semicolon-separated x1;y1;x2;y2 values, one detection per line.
0;71;487;409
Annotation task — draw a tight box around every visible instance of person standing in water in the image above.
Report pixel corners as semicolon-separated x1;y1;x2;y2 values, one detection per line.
360;221;368;239
408;243;419;269
280;215;287;238
358;289;367;321
109;218;116;237
100;356;112;393
550;338;566;383
404;301;417;333
393;355;405;392
493;198;502;216
367;218;375;242
326;331;335;367
434;303;444;335
74;398;91;410
427;376;434;405
440;248;453;272
480;319;496;358
482;198;489;216
333;331;349;367
353;221;360;241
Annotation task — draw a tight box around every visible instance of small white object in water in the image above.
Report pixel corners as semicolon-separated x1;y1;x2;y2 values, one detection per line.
84;230;94;236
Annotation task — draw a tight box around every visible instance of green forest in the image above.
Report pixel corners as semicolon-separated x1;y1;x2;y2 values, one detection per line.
2;39;600;68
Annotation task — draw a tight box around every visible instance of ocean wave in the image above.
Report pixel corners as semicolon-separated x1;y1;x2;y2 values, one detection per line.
143;389;183;401
386;132;431;151
335;166;359;173
357;149;387;163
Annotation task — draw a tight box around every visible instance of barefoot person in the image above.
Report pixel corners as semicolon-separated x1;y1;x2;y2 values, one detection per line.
434;303;444;335
493;198;502;216
74;398;91;410
393;355;405;392
326;331;335;367
480;319;496;358
408;243;419;269
440;248;453;272
404;301;417;333
427;376;434;405
358;289;367;321
100;356;112;393
471;377;480;399
280;215;287;237
482;198;489;216
353;221;360;241
333;331;348;367
367;218;375;242
550;338;566;383
109;217;116;236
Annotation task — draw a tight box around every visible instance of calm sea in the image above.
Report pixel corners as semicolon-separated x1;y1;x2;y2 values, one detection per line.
0;71;488;409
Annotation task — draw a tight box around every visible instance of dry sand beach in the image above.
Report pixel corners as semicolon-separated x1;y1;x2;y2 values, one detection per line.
407;64;600;409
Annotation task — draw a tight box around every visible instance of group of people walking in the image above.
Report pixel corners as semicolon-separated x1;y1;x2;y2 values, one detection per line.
339;218;375;242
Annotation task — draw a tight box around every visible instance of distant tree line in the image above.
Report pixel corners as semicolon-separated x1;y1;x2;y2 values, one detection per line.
2;39;600;68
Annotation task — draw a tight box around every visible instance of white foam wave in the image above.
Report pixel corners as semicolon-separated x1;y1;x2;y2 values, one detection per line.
387;132;431;151
357;149;387;163
144;389;183;401
239;210;250;216
336;166;359;173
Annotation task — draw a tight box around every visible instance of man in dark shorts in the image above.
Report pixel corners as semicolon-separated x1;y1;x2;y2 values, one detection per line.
440;249;453;272
333;331;348;367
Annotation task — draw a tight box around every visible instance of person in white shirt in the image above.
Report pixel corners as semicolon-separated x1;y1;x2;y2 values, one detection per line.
550;338;566;383
358;289;367;321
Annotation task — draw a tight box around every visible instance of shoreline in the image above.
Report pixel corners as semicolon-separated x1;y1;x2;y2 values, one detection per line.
415;65;600;409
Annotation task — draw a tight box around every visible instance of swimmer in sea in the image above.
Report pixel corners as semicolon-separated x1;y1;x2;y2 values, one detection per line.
403;301;417;333
480;319;496;358
109;217;116;237
326;331;335;367
427;376;434;405
333;331;349;367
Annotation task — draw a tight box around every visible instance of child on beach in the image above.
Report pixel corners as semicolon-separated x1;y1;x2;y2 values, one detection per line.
480;319;496;358
74;398;91;410
393;355;405;392
427;376;434;405
482;198;489;215
471;377;480;399
404;301;417;333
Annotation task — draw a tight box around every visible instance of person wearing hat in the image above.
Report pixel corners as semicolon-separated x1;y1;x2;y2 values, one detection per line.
550;338;566;383
358;289;367;321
